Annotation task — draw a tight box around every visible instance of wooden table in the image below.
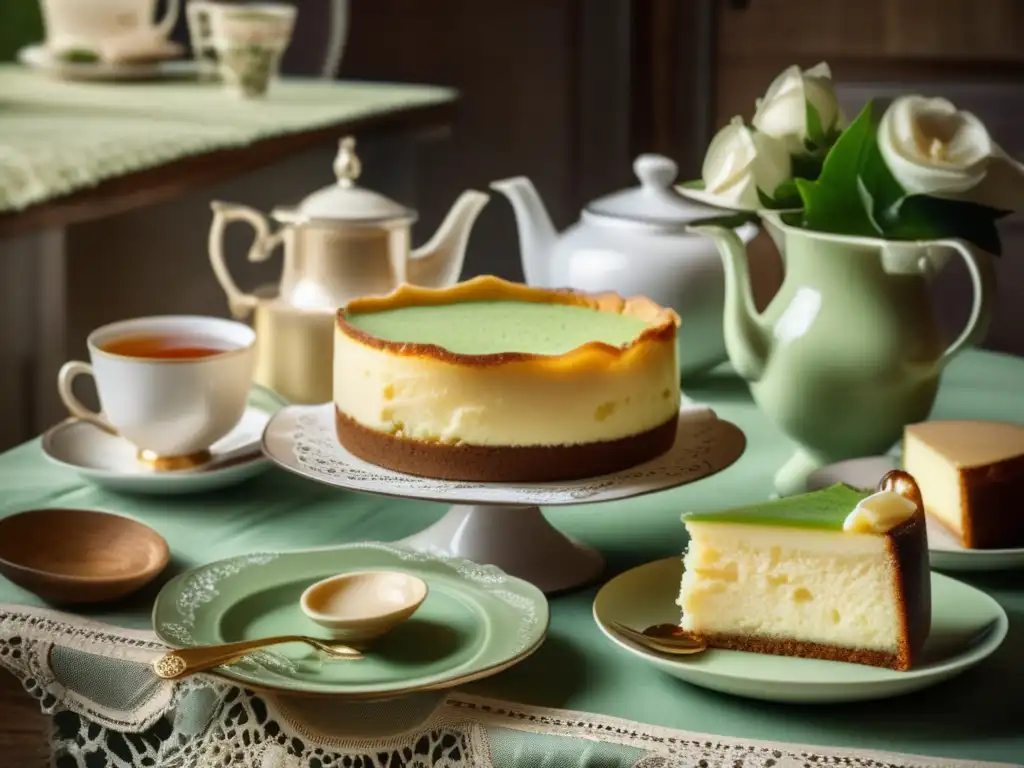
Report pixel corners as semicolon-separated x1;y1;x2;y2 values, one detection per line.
0;82;457;451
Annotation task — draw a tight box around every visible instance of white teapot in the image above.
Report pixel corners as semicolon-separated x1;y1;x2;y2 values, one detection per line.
209;136;489;403
491;155;756;378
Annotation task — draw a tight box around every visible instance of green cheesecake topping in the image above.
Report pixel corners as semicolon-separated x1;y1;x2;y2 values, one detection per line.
345;300;651;356
681;483;870;531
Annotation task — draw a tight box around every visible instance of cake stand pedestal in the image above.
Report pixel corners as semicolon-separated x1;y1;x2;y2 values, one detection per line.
262;404;746;594
400;504;604;594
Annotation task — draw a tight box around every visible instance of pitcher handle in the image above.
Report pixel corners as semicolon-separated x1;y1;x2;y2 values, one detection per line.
155;0;181;38
935;239;997;370
209;202;279;320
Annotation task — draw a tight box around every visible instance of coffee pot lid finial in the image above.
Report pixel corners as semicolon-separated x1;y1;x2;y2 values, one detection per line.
275;134;416;225
333;136;361;188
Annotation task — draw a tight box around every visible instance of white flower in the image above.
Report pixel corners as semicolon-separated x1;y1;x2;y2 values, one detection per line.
693;116;792;210
878;95;1024;212
753;62;842;154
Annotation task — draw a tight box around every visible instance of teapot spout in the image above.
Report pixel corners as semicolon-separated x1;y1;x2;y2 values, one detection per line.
688;224;769;383
490;176;557;287
408;190;490;289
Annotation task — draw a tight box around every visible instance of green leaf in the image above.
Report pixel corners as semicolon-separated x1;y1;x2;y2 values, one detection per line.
757;180;802;210
679;179;705;190
880;196;1009;256
687;212;759;230
805;100;827;148
791;151;826;182
793;101;885;237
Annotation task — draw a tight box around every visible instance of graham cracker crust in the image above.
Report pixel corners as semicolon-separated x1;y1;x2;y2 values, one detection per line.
698;633;904;671
334;407;678;482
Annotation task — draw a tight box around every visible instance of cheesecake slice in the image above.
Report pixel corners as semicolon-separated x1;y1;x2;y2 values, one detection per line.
677;471;931;671
334;276;682;482
903;420;1024;549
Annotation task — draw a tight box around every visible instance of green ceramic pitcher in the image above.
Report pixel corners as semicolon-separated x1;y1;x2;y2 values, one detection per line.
692;211;996;496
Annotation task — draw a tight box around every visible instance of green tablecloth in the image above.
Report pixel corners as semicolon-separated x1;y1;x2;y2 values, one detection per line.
0;65;456;213
0;348;1021;763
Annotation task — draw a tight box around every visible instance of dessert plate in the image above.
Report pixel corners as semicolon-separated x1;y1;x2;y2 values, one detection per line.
42;386;287;496
152;542;548;698
806;456;1024;571
18;44;195;82
593;557;1007;704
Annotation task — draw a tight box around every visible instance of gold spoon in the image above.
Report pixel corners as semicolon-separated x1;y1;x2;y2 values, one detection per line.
608;621;707;655
152;635;363;680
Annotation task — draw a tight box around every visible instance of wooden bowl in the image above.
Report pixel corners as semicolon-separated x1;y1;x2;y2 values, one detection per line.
0;508;170;604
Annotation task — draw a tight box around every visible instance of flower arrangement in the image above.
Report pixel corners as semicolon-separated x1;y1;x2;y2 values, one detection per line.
684;63;1024;255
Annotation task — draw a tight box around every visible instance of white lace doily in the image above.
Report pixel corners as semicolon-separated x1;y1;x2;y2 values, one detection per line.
0;604;1012;768
261;404;746;505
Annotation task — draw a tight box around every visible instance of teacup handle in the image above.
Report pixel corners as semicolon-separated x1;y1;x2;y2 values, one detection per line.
155;0;182;38
935;239;997;370
57;362;118;436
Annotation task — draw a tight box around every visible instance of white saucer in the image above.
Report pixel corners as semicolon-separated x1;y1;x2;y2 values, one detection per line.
594;557;1007;704
806;456;1024;572
18;44;196;83
42;387;286;495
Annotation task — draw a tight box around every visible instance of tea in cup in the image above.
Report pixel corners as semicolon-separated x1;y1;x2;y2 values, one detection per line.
57;316;256;469
195;2;297;98
41;0;181;62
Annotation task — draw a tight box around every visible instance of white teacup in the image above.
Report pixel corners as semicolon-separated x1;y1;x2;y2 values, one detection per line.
57;316;256;468
188;2;296;97
41;0;181;60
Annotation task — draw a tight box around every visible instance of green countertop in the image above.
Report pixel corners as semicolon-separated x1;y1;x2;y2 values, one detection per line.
0;348;1021;763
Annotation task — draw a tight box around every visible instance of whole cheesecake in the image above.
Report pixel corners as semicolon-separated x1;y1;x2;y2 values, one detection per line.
333;276;682;482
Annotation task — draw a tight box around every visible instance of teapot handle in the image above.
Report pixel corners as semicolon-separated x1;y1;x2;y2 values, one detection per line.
209;202;282;320
935;239;997;370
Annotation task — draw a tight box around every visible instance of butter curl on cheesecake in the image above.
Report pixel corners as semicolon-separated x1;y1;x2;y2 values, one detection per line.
332;275;683;482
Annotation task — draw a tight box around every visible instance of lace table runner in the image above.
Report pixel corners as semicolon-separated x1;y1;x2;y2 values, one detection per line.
0;605;1012;768
0;66;455;213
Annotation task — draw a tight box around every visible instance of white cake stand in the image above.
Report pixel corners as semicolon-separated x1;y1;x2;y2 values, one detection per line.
262;404;746;593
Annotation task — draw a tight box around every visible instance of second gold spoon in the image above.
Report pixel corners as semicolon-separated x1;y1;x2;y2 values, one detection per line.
609;621;707;655
152;635;363;680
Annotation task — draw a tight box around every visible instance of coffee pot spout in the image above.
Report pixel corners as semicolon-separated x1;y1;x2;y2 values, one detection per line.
408;190;490;289
688;224;770;383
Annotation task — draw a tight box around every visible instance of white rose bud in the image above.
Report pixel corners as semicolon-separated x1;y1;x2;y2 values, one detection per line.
696;116;792;211
753;62;842;154
878;95;1024;212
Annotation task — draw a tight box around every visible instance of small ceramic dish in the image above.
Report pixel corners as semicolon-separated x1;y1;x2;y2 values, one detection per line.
300;570;428;643
0;508;170;604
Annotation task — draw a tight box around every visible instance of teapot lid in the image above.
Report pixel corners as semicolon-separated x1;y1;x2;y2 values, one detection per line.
585;154;723;228
280;137;417;224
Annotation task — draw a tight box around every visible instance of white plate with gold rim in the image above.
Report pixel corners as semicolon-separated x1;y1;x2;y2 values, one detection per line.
806;456;1024;571
41;386;287;496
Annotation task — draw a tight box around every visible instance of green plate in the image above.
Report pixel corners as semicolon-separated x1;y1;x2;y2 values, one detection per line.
153;543;548;698
593;557;1007;704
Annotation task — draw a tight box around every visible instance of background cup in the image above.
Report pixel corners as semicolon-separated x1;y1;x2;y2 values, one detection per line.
41;0;180;58
207;2;297;98
57;316;256;466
